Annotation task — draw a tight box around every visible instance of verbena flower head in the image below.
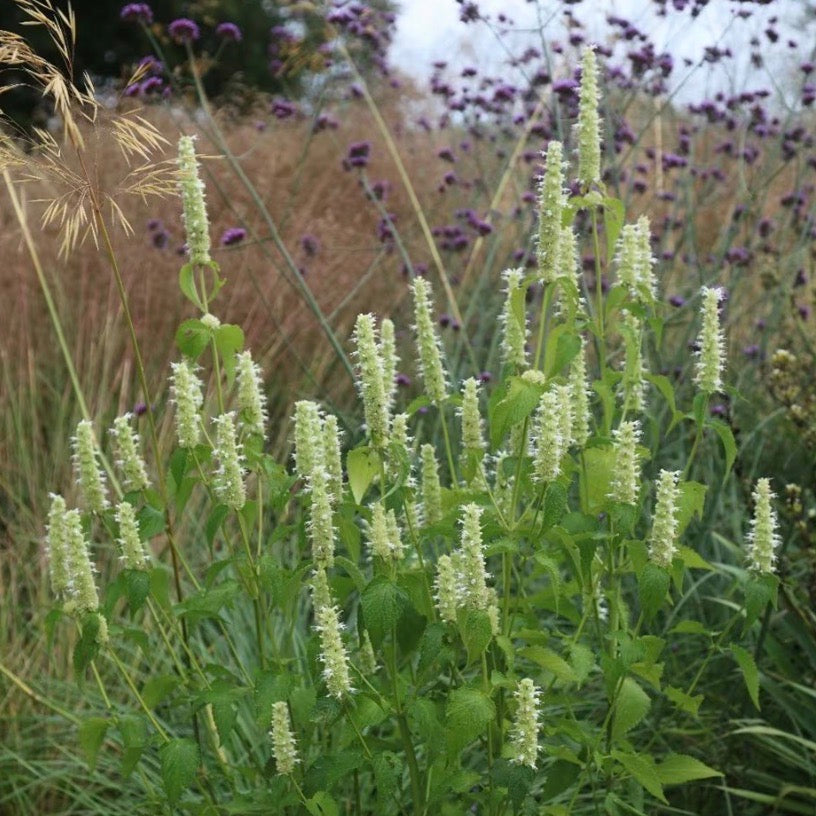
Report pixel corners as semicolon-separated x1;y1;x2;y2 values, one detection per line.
649;469;681;568
576;45;602;189
311;573;352;699
307;468;335;568
353;313;391;448
293;401;324;479
747;477;780;574
170;359;203;449
322;414;344;503
694;286;726;394
121;3;153;23
434;553;458;623
236;350;268;437
65;509;100;614
168;18;200;44
212;412;246;509
411;277;448;404
110;414;150;492
177;135;211;266
420;443;442;526
116;500;150;570
569;339;591;447
510;678;541;768
532;390;563;485
72;420;108;514
459;504;490;610
379;317;398;412
609;420;642;505
537;141;565;283
269;701;299;775
46;494;72;600
215;22;242;42
499;269;528;368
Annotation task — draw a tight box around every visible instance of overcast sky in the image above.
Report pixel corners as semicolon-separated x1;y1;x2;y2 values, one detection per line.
390;0;810;104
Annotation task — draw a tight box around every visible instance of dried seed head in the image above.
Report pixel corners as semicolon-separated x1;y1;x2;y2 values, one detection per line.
269;701;299;775
499;268;529;368
695;286;726;395
747;478;780;574
420;444;443;526
236;350;268;438
576;46;602;189
72;420;108;514
170;359;204;449
411;277;448;404
177;135;212;267
353;313;391;448
649;469;681;568
537;141;566;283
116;500;150;570
293;401;324;479
46;494;72;600
510;678;541;769
609;420;642;505
110;414;150;492
212;412;246;509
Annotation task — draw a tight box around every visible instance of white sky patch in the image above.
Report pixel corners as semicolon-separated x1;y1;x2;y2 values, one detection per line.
391;0;807;105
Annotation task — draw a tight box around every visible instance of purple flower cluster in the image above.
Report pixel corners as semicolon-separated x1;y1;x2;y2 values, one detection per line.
220;228;247;247
168;18;200;44
120;3;152;24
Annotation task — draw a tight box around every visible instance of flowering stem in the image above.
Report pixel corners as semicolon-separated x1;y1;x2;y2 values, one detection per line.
533;282;556;371
439;404;458;486
682;396;708;480
590;208;606;374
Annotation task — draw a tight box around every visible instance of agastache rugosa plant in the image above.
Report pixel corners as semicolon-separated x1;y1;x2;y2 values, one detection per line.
41;58;772;816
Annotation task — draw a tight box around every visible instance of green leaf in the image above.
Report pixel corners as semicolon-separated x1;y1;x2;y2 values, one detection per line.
569;642;595;685
546;331;582;378
489;376;545;449
520;646;577;685
78;716;109;770
347;446;380;505
676;481;707;536
117;714;148;778
540;481;568;531
492;758;535;808
142;674;180;709
665;685;704;717
175;581;240;623
372;752;401;804
305;793;339;816
304;751;364;796
458;608;493;665
743;573;777;629
169;447;189;488
175;319;210;359
670;620;709;635
123;569;150;614
707;418;737;481
160;738;199;805
136;504;165;541
730;644;760;710
206;505;229;547
215;324;245;386
646;373;682;430
540;760;581;802
579;446;616;514
73;613;103;677
603;196;626;262
637;563;669;621
612;750;666;803
656;754;722;785
612;677;651;742
446;687;495;755
678;545;713;571
178;264;203;310
408;698;444;751
360;576;409;647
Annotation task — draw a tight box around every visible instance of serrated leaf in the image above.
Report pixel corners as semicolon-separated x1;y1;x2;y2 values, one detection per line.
215;324;245;386
175;319;209;359
612;750;666;803
676;481;707;536
123;569;150;614
178;264;203;310
730;644;760;710
142;674;180;709
665;685;704;717
540;481;568;531
73;613;103;677
304;751;364;796
160;738;199;805
656;753;722;785
458;608;493;664
492;758;535;808
136;504;165;541
678;545;713;571
305;793;339;816
78;716;109;770
206;505;229;547
446;687;495;755
347;446;380;505
612;677;651;742
646;374;682;430
540;759;581;802
175;581;240;623
579;446;615;514
603;196;626;262
743;573;777;629
520;646;577;684
489;376;545;449
546;330;582;378
372;751;400;804
569;643;594;685
117;714;148;778
670;620;708;635
360;577;409;647
408;698;444;750
638;563;669;621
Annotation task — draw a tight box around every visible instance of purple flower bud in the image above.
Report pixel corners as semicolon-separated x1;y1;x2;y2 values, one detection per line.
478;371;492;383
220;227;247;246
668;294;686;307
168;18;200;44
301;234;320;256
216;22;242;42
395;373;411;387
120;3;153;24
